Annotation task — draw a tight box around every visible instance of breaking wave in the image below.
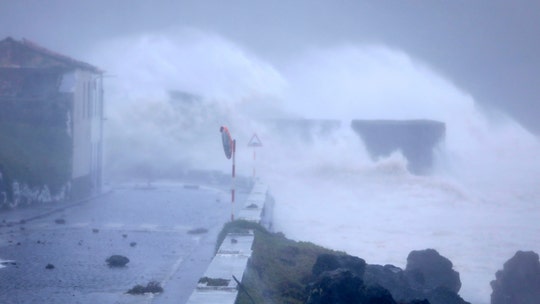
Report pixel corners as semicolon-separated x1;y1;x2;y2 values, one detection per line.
89;30;540;304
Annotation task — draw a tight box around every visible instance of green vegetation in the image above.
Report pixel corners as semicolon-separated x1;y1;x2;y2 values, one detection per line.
0;122;71;195
217;220;342;304
198;277;230;287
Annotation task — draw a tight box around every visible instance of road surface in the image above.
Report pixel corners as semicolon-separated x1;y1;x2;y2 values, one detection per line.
0;181;249;304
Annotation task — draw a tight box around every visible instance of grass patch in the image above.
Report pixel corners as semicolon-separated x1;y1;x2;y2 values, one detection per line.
198;277;230;287
215;220;267;254
215;221;343;304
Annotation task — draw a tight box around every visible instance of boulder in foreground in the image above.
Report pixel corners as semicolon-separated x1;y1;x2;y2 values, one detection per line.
106;255;129;267
491;250;540;304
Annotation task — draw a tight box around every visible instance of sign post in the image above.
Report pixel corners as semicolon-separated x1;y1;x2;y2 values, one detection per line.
247;133;263;179
220;126;236;221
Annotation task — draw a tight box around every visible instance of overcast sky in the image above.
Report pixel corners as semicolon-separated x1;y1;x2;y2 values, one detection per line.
1;0;539;134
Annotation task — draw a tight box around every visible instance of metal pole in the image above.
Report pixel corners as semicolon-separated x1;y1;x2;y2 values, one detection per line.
252;149;256;179
231;140;236;221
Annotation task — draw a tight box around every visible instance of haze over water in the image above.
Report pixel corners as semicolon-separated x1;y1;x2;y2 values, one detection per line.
92;31;540;304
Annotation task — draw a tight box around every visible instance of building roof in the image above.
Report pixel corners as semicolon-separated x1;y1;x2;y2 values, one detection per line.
0;37;102;73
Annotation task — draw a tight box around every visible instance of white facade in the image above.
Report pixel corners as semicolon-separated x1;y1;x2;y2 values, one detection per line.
70;70;104;193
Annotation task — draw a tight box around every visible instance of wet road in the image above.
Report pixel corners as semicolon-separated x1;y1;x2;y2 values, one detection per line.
0;181;248;304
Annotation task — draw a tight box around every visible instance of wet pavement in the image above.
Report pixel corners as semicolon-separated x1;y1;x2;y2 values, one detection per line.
0;181;248;304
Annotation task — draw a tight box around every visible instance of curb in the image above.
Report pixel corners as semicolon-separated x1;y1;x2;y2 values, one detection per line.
0;189;114;228
186;180;272;304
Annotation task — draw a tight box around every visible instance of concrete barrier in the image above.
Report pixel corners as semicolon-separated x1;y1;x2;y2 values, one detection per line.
186;180;271;303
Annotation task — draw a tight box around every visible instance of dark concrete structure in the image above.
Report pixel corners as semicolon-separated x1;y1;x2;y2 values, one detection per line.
267;118;342;143
351;119;446;174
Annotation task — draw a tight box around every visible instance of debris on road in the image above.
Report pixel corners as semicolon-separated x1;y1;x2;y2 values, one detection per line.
127;280;163;295
106;255;130;267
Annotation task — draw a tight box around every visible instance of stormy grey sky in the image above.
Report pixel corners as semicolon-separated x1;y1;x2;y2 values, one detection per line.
1;0;539;134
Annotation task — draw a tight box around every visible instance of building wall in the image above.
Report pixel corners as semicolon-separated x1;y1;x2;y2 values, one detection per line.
71;70;103;196
0;37;104;203
0;67;73;202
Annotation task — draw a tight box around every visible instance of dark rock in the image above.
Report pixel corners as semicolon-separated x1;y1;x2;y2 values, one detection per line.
106;255;129;267
306;269;397;304
426;287;469;304
92;228;99;233
130;242;137;247
306;269;368;304
45;263;55;270
363;249;468;304
364;284;397;304
54;218;66;224
364;264;417;301
405;249;461;293
490;250;540;304
312;253;366;277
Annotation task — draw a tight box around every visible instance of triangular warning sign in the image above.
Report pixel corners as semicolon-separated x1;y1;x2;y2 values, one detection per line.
248;133;263;147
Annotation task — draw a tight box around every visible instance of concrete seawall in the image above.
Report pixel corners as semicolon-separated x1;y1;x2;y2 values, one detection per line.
186;181;272;304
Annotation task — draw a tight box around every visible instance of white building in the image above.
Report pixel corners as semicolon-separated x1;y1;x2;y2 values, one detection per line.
0;37;104;202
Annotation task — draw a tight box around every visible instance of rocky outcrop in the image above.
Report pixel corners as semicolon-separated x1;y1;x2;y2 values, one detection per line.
351;119;445;174
312;253;366;277
365;249;467;304
490;251;540;304
405;249;461;294
311;249;468;304
306;268;400;304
